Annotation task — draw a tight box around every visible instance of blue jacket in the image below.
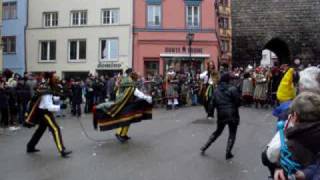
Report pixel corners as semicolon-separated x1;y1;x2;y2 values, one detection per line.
303;159;320;180
272;101;292;120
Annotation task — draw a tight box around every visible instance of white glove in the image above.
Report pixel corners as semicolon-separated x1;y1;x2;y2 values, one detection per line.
146;96;152;104
53;96;60;102
39;95;61;112
134;89;152;104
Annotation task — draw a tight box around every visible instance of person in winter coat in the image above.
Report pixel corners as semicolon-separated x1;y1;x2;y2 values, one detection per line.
200;72;241;159
57;79;69;117
0;81;9;128
71;78;83;117
263;67;320;178
299;158;320;180
106;75;116;101
16;77;32;124
275;158;320;180
274;92;320;180
84;78;94;113
7;81;18;127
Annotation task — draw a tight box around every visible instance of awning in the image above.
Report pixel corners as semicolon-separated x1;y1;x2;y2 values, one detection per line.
160;53;210;58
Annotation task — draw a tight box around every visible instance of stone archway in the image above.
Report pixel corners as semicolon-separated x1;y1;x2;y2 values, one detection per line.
263;38;291;65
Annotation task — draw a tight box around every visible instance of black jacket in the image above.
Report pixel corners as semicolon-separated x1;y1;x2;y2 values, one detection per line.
286;122;320;167
71;84;83;104
213;82;241;125
16;83;32;104
7;87;17;109
0;88;9;108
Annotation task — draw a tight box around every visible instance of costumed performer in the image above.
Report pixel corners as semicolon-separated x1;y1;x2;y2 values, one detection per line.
25;72;72;158
93;68;152;143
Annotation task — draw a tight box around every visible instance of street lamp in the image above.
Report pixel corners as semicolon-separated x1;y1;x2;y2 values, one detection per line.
186;32;195;62
186;32;195;75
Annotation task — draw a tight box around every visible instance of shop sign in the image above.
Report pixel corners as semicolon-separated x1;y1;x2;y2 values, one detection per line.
164;47;203;54
97;61;122;69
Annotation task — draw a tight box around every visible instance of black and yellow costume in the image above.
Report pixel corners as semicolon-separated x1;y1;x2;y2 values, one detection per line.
25;84;71;157
27;109;65;152
93;75;152;142
115;76;135;140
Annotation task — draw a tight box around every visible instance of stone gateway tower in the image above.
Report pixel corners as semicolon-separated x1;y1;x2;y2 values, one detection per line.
232;0;320;66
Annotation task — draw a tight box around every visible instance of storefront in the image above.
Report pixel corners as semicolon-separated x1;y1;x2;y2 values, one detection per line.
160;47;211;75
133;39;219;77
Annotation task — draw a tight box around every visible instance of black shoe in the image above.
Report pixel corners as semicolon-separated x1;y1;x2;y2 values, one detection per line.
27;148;40;153
123;135;131;140
115;134;127;143
200;147;206;156
61;150;72;158
226;152;234;160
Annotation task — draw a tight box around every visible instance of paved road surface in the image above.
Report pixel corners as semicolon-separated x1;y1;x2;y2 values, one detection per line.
0;106;276;180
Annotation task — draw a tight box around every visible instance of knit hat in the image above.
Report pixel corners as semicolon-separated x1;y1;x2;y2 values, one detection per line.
290;92;320;122
220;72;230;83
277;68;296;103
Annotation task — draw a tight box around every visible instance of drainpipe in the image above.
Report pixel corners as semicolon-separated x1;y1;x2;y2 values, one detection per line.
132;0;135;72
24;0;29;73
214;0;222;71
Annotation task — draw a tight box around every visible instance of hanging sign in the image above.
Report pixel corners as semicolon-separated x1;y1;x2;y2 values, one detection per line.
97;61;122;69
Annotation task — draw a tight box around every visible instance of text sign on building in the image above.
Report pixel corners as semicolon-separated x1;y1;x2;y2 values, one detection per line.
97;62;122;69
164;47;203;54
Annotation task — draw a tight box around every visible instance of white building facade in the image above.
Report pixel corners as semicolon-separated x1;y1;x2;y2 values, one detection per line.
26;0;133;78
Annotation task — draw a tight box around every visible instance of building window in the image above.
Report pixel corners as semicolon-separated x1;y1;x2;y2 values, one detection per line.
43;12;58;27
102;9;119;25
147;5;161;27
100;39;119;61
3;2;17;20
186;5;200;28
69;40;86;61
71;11;87;26
219;0;229;7
219;17;229;29
221;40;230;53
2;36;16;54
40;41;56;61
144;60;159;76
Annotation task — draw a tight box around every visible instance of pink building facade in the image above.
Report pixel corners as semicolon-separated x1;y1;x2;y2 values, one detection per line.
133;0;220;76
